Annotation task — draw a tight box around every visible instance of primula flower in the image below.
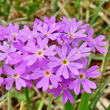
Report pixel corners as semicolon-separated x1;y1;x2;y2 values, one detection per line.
57;33;71;45
38;23;60;40
0;41;16;64
9;40;27;64
0;25;6;41
43;16;56;26
84;27;108;54
30;63;60;91
47;79;74;104
19;25;38;42
3;62;28;90
69;58;101;95
48;45;83;79
61;16;82;27
4;23;19;42
24;37;56;66
0;68;3;86
72;41;91;58
62;25;86;40
0;16;106;105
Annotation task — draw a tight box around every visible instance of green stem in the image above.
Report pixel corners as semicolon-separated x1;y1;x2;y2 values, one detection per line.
100;41;110;81
47;93;53;110
8;89;11;110
78;0;80;20
24;87;30;110
53;0;58;14
38;91;47;110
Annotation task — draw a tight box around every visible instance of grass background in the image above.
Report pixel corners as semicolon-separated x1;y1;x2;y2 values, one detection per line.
0;0;110;110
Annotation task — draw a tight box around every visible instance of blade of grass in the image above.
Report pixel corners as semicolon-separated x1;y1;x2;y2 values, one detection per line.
47;93;53;110
23;87;30;110
87;77;110;110
38;91;47;110
77;0;80;20
90;0;106;25
86;53;94;69
64;100;71;110
100;42;110;81
107;105;110;110
97;25;110;36
92;56;103;60
3;0;8;21
91;78;110;110
78;92;92;110
0;0;2;16
53;0;58;14
8;89;12;110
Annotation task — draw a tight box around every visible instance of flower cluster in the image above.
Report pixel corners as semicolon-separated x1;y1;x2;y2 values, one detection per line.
0;16;108;104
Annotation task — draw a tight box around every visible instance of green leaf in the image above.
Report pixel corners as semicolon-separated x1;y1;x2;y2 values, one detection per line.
77;0;80;20
47;93;53;110
90;0;106;25
78;92;92;110
38;91;47;110
12;89;34;101
3;0;8;21
53;0;58;14
107;105;110;110
91;78;110;110
100;42;110;81
69;1;79;16
97;25;110;36
87;78;110;110
63;91;77;110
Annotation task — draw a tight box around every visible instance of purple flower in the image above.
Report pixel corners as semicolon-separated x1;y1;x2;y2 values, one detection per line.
72;41;91;58
69;59;101;95
24;37;56;66
19;25;38;42
3;61;28;90
61;16;89;29
0;25;6;41
61;16;82;27
43;16;56;26
84;27;108;54
38;23;60;40
4;23;19;42
57;33;71;45
48;45;83;79
47;79;74;104
0;41;16;64
8;40;27;64
30;63;60;91
62;25;86;40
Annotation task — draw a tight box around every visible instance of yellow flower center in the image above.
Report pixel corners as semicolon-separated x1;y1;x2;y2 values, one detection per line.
62;40;65;44
12;33;17;36
60;87;66;90
13;74;19;78
76;51;79;54
29;35;32;38
45;71;51;77
79;73;85;80
37;50;43;56
45;33;49;36
92;39;95;44
69;33;74;36
62;59;68;65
